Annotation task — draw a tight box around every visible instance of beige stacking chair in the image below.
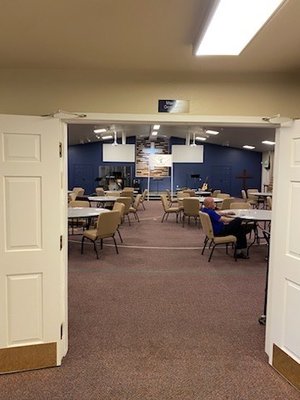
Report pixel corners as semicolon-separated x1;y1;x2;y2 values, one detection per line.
247;189;264;208
182;197;200;227
105;191;121;197
199;211;237;262
160;194;181;223
81;210;120;259
115;197;132;225
139;189;148;210
95;187;105;196
220;197;235;210
129;194;142;222
166;189;178;206
72;187;85;197
112;201;125;243
183;189;196;197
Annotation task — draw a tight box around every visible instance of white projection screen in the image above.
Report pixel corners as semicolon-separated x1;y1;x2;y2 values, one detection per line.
172;145;204;163
103;144;135;162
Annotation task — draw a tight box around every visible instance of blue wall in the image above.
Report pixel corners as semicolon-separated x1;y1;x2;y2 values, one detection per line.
68;138;262;197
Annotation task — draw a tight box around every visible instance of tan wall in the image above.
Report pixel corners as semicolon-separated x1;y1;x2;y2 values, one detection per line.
0;69;299;117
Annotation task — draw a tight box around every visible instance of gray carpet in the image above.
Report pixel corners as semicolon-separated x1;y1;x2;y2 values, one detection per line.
1;201;299;400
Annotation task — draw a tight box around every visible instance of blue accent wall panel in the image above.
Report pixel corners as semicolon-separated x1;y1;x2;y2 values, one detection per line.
68;139;262;197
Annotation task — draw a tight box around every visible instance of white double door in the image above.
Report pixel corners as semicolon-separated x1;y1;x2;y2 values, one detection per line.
266;119;300;381
0;114;67;372
0;112;300;378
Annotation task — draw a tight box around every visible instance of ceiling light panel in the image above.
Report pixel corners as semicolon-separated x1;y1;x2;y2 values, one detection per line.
153;124;160;130
102;135;113;140
262;140;276;145
195;137;207;141
195;0;286;56
94;128;107;133
243;145;255;149
206;129;219;135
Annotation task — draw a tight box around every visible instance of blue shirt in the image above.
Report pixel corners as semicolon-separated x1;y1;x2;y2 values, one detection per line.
202;207;224;235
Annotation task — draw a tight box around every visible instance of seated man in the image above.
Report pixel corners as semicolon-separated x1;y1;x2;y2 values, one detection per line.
202;197;251;259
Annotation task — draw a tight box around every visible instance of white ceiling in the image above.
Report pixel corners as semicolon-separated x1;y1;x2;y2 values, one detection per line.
2;0;296;151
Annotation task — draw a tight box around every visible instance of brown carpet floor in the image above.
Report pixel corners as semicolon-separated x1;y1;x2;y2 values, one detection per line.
1;201;299;399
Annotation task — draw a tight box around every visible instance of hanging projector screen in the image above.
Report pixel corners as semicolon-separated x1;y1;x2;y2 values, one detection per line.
172;145;204;163
103;144;135;162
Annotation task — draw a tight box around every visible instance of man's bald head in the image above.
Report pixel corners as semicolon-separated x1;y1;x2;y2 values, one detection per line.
203;197;215;208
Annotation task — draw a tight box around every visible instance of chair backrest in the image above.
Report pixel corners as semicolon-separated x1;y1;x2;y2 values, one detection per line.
95;187;105;196
212;190;221;196
177;191;190;199
68;200;90;208
96;211;120;237
160;194;169;211
112;201;125;222
141;189;148;200
247;189;259;202
241;189;247;200
216;193;230;199
199;211;214;240
183;189;196;197
72;187;85;196
183;198;200;215
106;191;121;197
165;189;172;201
68;192;77;202
132;194;142;209
123;187;134;191
115;197;131;213
230;202;251;209
220;197;235;210
120;190;134;200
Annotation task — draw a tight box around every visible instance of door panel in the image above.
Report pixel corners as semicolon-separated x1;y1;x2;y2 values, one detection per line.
0;115;67;373
266;120;300;388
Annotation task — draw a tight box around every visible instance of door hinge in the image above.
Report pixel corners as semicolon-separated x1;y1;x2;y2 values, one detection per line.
59;142;63;158
60;323;64;339
60;235;63;250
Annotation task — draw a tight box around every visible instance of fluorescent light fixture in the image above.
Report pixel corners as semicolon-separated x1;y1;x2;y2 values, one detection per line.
195;0;286;56
94;128;107;134
243;145;255;150
262;140;276;145
196;136;207;141
101;135;113;140
151;131;158;136
153;124;160;130
206;129;219;135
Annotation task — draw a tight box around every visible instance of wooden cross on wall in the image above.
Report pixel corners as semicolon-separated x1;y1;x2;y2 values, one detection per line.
236;169;253;190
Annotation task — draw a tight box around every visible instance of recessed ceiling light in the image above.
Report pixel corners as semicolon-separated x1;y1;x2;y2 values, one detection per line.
151;131;158;136
94;128;107;134
262;140;276;145
206;130;219;135
195;0;286;56
102;135;113;140
243;145;255;150
195;137;207;141
153;124;160;130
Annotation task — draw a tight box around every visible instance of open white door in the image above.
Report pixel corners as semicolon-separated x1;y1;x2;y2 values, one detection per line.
266;119;300;389
0;115;67;373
